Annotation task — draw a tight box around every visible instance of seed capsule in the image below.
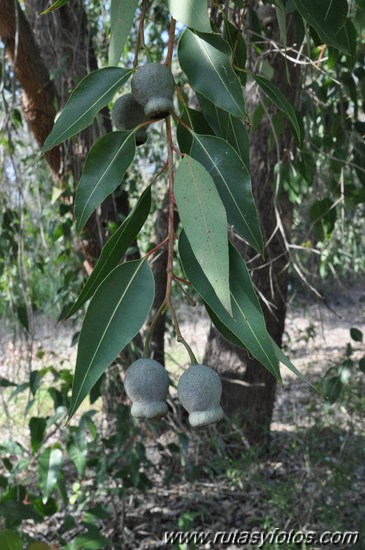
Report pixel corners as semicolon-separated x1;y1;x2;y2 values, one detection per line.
111;93;149;146
177;364;224;427
124;358;170;419
131;63;175;119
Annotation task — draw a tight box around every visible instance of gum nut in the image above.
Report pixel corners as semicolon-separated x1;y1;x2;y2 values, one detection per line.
177;364;224;427
124;358;170;419
131;63;175;119
111;93;148;146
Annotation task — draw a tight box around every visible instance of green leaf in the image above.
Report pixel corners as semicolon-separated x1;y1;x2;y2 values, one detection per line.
40;0;71;14
224;20;247;85
28;544;52;550
350;327;363;342
168;0;211;32
179;232;281;381
324;376;342;403
177;107;213;153
293;0;348;52
309;198;336;241
359;357;365;373
252;74;302;143
178;29;246;118
190;134;263;253
0;377;16;388
67;435;87;477
272;342;315;389
108;0;139;66
174;156;232;314
65;529;111;549
29;417;47;455
196;93;249;168
0;501;43;523
67;185;151;317
38;446;63;504
68;259;154;419
42;68;133;152
75;131;136;233
0;530;22;550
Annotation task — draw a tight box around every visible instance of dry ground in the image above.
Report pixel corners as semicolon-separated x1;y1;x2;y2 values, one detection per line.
0;281;364;549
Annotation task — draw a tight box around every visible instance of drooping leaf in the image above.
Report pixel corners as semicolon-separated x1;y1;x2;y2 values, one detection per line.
0;530;22;550
328;20;357;71
223;20;247;85
272;341;315;388
40;0;72;14
67;434;87;476
309;198;336;241
65;528;111;549
252;74;302;143
324;376;342;403
38;445;63;504
29;417;47;455
0;377;16;388
179;232;281;381
42;68;133;152
168;0;211;33
359;357;365;373
74;131;136;233
197;93;250;169
0;501;43;523
293;0;348;53
108;0;139;66
67;184;151;318
190;134;263;253
176;107;213;153
174;156;232;313
178;29;246;118
350;327;363;342
68;259;154;420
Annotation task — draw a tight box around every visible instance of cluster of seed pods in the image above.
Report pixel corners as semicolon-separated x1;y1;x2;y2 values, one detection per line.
111;63;175;145
124;359;224;427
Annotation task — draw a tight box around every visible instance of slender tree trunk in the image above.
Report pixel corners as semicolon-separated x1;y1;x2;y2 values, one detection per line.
204;6;299;447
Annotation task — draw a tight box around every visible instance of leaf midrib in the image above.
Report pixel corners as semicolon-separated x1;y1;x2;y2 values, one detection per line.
193;135;260;249
77;131;135;230
70;260;145;417
185;157;226;298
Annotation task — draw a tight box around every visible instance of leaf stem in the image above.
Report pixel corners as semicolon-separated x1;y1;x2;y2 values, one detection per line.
143;300;167;357
134;0;148;67
165;17;176;68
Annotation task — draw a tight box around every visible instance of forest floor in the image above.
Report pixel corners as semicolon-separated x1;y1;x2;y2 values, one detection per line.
0;280;364;549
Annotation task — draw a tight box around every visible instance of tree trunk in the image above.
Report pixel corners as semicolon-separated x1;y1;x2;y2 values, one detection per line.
204;7;299;447
0;0;60;177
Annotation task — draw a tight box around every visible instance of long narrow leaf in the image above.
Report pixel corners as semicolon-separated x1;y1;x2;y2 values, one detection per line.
174;156;232;314
179;232;281;381
168;0;211;32
42;68;133;152
68;259;154;420
190;134;263;253
197;93;250;169
67;185;151;318
40;0;72;14
38;446;63;504
75;131;136;233
108;0;139;66
293;0;348;53
178;29;246;118
252;74;302;143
